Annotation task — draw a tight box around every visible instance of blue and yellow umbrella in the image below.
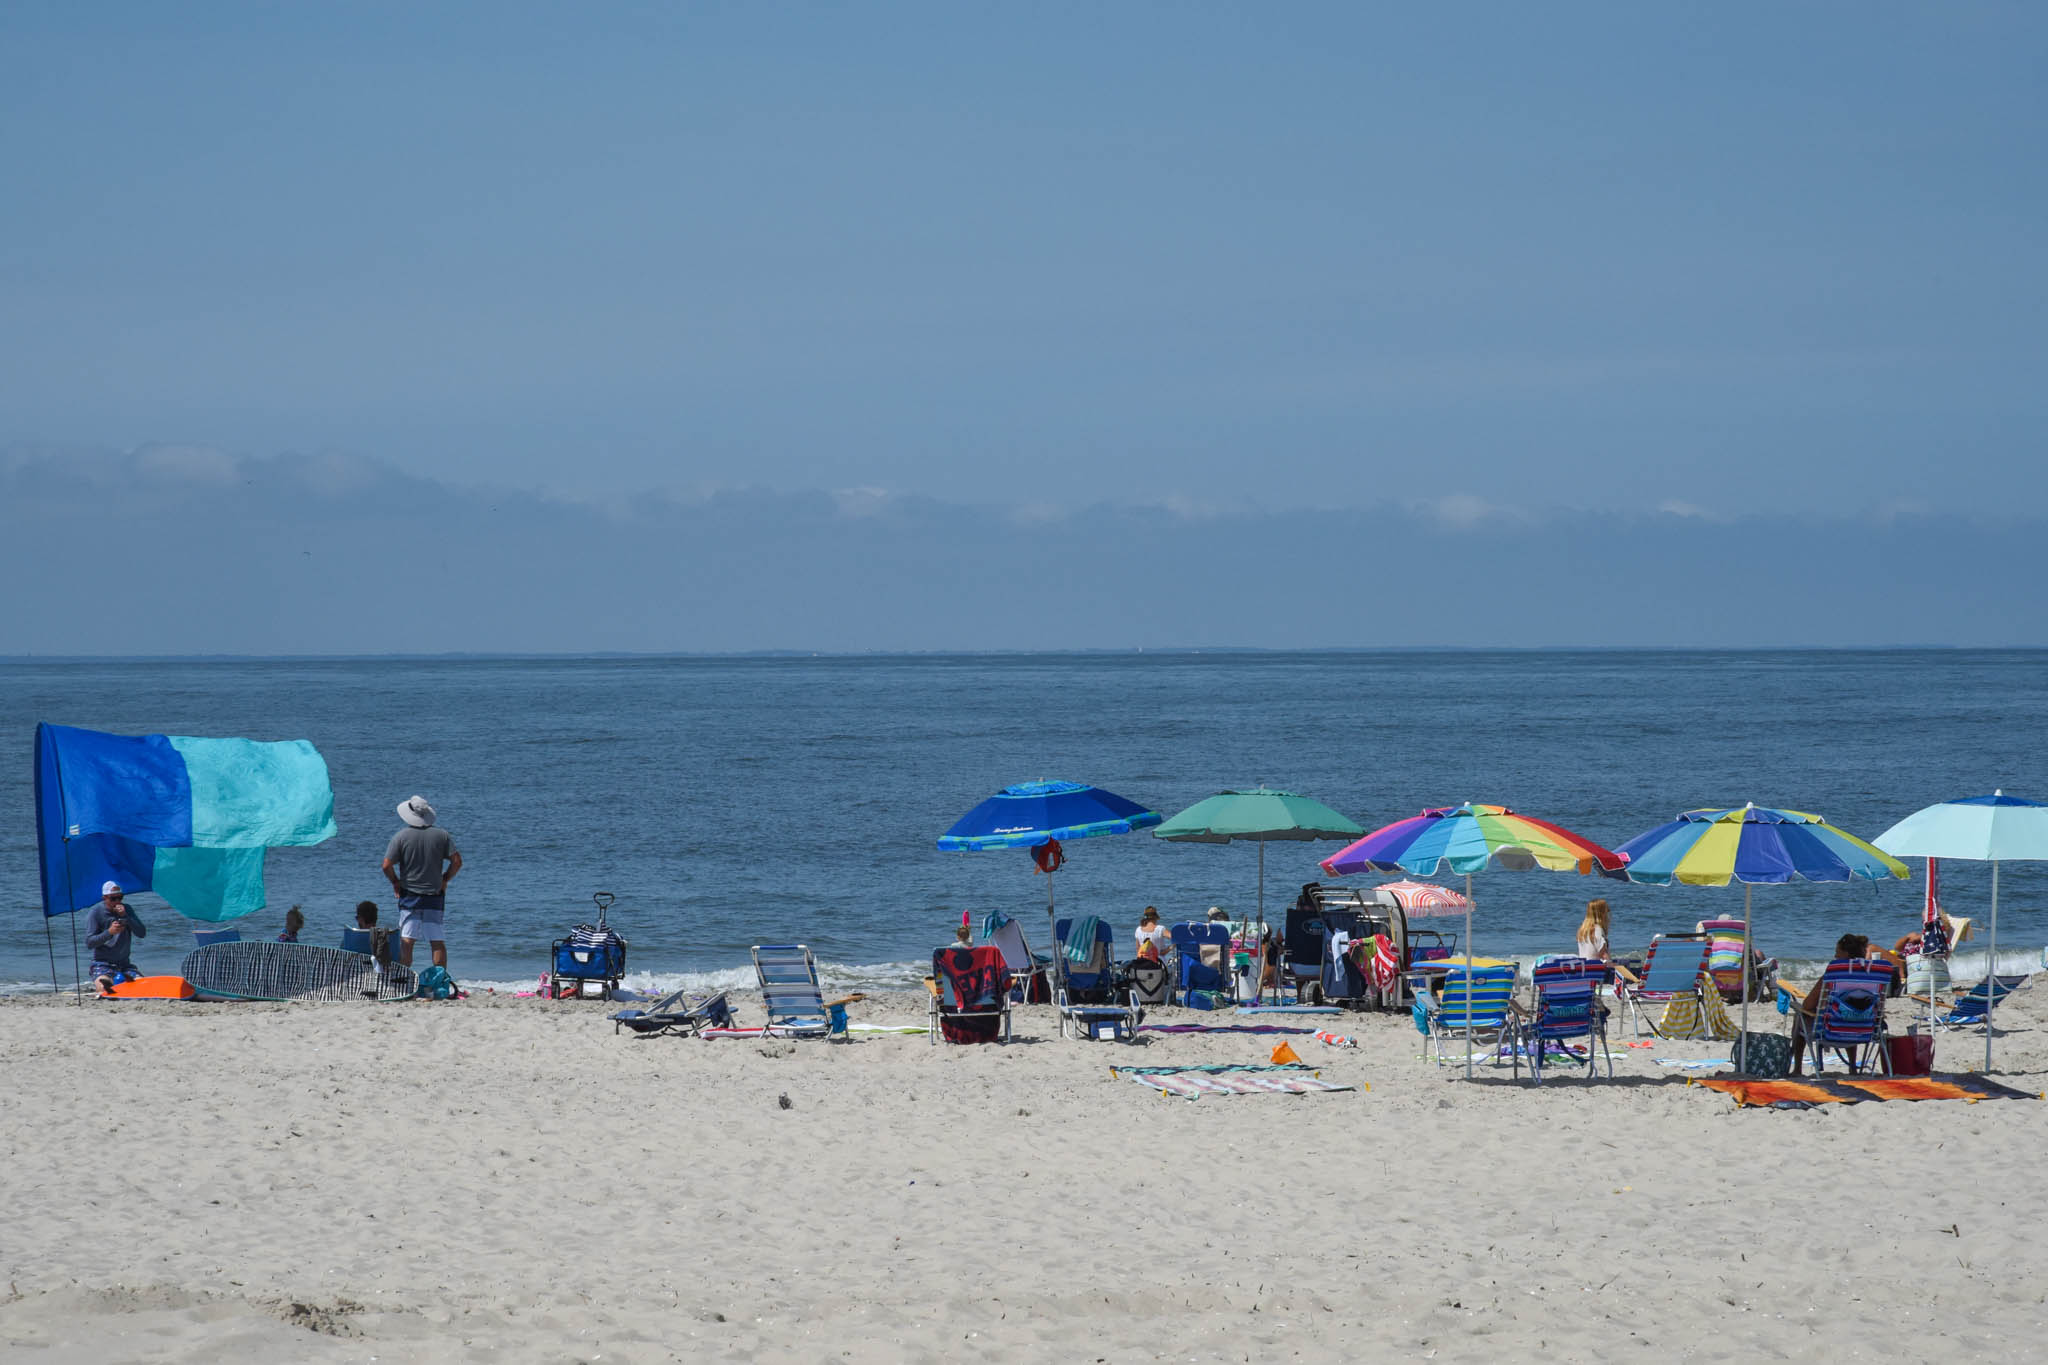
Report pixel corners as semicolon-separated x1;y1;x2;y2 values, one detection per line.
1616;803;1908;1068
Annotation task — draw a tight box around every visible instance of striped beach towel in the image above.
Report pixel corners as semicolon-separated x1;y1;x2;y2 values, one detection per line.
1111;1064;1356;1100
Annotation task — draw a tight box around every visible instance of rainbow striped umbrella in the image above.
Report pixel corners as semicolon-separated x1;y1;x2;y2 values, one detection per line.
1616;803;1907;1071
1321;804;1626;1077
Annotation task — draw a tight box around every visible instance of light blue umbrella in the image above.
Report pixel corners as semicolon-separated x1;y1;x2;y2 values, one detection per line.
1875;791;2048;1071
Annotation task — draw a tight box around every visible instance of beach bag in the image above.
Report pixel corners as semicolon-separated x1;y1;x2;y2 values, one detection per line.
412;966;459;1000
1734;1031;1792;1079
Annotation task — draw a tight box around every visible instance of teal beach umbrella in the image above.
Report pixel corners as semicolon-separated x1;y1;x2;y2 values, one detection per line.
1152;787;1364;967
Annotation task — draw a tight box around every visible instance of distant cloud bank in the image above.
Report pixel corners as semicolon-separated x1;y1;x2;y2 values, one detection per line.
2;445;2041;653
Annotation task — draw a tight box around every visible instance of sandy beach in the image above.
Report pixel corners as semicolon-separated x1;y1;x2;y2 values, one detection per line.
4;982;2045;1364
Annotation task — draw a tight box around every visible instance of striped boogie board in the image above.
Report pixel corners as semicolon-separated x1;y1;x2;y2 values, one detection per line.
180;941;418;1002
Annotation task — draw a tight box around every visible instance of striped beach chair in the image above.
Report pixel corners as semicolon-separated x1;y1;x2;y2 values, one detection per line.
1418;964;1519;1068
1520;956;1613;1082
1807;959;1893;1075
1616;935;1711;1037
752;943;831;1037
1936;973;2029;1029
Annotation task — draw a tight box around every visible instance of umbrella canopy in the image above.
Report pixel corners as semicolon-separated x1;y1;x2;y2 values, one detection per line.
1873;792;2048;863
1370;880;1473;916
1320;802;1626;878
1616;803;1907;1074
1320;803;1626;1078
1152;788;1362;844
937;779;1161;851
1153;787;1363;998
1875;791;2048;1071
1616;804;1908;886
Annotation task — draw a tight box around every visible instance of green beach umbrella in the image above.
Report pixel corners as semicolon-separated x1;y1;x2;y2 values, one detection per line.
1153;788;1365;964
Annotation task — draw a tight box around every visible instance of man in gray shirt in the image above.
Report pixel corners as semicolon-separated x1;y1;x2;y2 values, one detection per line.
382;795;462;969
85;880;148;994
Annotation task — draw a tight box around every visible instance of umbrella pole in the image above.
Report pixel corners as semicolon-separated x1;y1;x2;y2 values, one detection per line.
1464;873;1474;1081
1046;866;1062;999
1256;840;1266;1005
1986;862;1999;1073
1737;883;1753;1073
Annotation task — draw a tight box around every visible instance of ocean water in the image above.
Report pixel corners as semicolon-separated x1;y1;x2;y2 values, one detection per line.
4;650;2046;995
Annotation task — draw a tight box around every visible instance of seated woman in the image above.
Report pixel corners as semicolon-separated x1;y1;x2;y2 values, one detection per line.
1785;933;1886;1075
1575;898;1612;962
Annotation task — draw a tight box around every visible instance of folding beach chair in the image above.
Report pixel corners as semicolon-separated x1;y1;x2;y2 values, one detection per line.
1416;964;1519;1068
1517;956;1614;1082
611;988;736;1038
192;927;241;947
980;912;1050;1003
752;944;832;1037
1936;973;2029;1029
1053;917;1139;1041
1168;921;1233;1004
1053;917;1118;1003
928;945;1013;1044
1697;918;1776;1004
1616;935;1712;1037
1807;959;1894;1075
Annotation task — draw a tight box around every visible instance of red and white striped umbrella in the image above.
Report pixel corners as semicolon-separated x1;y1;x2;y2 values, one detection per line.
1372;879;1474;916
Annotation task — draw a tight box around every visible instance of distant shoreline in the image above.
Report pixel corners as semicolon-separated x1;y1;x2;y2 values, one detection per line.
0;643;2026;664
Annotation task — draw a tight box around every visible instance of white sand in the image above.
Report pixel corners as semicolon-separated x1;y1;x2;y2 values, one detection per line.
4;983;2045;1363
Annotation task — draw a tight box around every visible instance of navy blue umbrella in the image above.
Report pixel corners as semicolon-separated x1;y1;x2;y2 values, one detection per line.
938;780;1161;987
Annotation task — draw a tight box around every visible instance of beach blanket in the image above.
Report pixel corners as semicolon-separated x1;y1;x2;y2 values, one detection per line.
1140;1023;1316;1035
1694;1074;2042;1107
699;1023;924;1038
1109;1063;1358;1101
1235;1004;1341;1015
1657;1057;1733;1070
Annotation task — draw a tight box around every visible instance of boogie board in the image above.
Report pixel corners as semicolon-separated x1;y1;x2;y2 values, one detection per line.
180;941;417;1002
101;975;196;1000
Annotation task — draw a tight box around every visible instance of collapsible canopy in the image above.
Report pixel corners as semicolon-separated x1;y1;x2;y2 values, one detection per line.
35;723;337;924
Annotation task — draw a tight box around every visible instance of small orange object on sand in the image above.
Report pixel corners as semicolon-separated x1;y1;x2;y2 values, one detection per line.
1269;1041;1302;1066
101;976;196;1000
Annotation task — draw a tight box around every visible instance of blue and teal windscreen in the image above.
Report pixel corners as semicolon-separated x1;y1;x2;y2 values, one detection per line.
34;723;338;922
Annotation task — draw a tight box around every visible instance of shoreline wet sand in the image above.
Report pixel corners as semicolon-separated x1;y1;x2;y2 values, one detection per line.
4;986;2044;1362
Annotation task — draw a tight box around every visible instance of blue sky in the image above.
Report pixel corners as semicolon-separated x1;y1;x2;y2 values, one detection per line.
3;5;2045;648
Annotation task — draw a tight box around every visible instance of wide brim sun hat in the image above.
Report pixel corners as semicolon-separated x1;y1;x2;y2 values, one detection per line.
396;796;436;828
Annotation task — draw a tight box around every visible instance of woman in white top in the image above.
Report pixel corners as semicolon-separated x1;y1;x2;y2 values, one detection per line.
1133;906;1170;961
1576;898;1612;961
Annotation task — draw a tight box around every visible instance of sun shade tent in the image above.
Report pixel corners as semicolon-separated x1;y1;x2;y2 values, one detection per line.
1616;803;1908;1074
1321;802;1627;1079
33;723;339;992
1874;791;2048;1072
938;780;1160;993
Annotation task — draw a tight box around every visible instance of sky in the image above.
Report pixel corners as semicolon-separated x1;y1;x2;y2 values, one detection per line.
3;4;2045;649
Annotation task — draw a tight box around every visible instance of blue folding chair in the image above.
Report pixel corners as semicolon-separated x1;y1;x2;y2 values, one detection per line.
1052;917;1138;1041
1807;959;1893;1075
752;944;831;1037
1617;935;1711;1038
1416;964;1519;1068
1520;957;1613;1082
192;928;241;947
1938;974;2029;1029
1168;921;1232;1003
340;926;375;955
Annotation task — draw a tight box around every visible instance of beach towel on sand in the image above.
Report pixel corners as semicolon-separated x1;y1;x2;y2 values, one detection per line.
1110;1063;1357;1101
1658;974;1741;1040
